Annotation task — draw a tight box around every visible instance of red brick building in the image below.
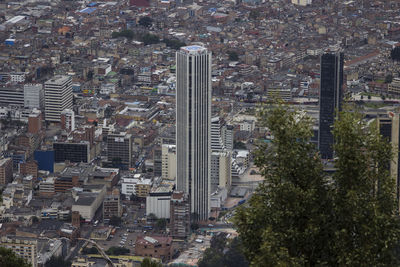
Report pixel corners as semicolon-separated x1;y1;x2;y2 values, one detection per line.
135;235;172;262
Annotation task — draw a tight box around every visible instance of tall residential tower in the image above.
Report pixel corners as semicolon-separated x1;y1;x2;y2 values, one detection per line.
44;75;73;122
318;51;344;159
176;45;211;221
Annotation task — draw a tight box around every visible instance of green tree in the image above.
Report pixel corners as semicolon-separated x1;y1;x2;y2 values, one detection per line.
31;216;39;223
45;256;71;267
139;17;153;27
141;33;160;45
224;238;249;267
111;31;120;38
190;222;199;231
112;29;134;39
385;74;393;83
141;258;162;267
87;70;93;80
0;247;31;267
331;110;400;266
235;104;400;266
155;218;167;230
249;10;260;20
163;38;186;50
227;50;239;61
81;246;99;254
105;246;130;256
235;104;333;266
233;140;246;150
198;234;249;267
109;215;122;226
147;213;157;221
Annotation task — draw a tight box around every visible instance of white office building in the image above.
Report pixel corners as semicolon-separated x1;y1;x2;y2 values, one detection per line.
121;175;152;196
44;75;73;122
61;109;75;132
211;151;232;192
211;117;224;151
176;45;211;221
24;84;44;109
291;0;312;6
222;124;234;151
0;86;24;106
161;144;176;181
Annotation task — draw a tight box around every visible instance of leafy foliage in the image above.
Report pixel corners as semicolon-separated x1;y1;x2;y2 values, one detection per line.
45;256;71;267
109;215;122;226
233;140;246;150
198;234;249;267
385;74;393;83
155;218;167;230
112;29;134;39
106;246;130;256
141;33;160;45
234;104;400;266
227;50;239;61
164;38;186;50
141;258;162;267
147;213;157;221
81;246;99;254
190;222;199;230
249;10;260;20
331;110;400;266
139;17;153;27
0;247;31;267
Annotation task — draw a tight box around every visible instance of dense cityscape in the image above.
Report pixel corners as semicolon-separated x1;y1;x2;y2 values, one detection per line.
1;0;400;266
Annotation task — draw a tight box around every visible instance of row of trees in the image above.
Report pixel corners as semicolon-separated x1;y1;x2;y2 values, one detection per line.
234;104;400;266
111;29;186;49
105;246;130;256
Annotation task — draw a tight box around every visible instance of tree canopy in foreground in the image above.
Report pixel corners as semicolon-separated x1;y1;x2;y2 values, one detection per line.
235;104;400;266
0;247;31;267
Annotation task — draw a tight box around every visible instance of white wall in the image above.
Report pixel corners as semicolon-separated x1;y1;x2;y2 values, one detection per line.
146;195;171;219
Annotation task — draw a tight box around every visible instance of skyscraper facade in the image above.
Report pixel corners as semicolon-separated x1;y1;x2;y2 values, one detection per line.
318;51;344;159
377;114;400;213
176;45;211;221
44;75;73;122
24;84;44;109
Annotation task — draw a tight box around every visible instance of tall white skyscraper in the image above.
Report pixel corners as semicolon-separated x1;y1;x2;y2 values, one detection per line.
45;75;73;122
176;45;211;221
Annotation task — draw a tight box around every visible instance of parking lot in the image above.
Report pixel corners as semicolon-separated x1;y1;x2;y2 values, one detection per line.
98;228;141;253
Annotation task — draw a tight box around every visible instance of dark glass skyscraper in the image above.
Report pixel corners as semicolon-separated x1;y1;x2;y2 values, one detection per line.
318;51;344;159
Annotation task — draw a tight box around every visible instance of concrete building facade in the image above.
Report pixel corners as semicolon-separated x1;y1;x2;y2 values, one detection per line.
176;45;212;221
0;157;13;185
44;75;73;122
24;84;44;109
0;236;38;267
161;144;176;181
170;191;190;239
61;109;75;132
107;132;132;169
